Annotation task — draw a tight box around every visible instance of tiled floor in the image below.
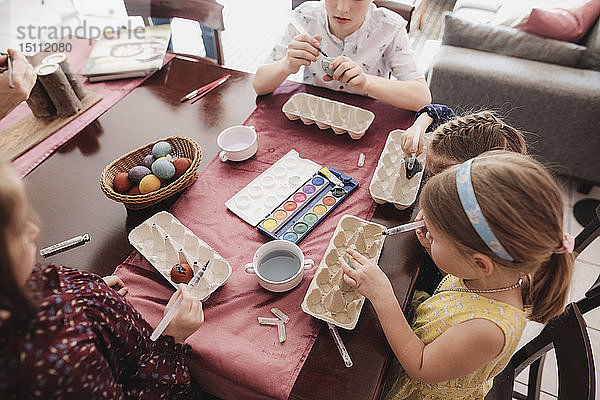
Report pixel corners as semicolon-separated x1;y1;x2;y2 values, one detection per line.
3;0;600;397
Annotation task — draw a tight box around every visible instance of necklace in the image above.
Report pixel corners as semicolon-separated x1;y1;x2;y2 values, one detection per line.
435;278;524;294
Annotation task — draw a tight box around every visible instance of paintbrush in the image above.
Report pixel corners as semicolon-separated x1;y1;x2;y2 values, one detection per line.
150;259;210;341
374;220;426;237
180;74;231;102
189;74;230;105
289;18;328;58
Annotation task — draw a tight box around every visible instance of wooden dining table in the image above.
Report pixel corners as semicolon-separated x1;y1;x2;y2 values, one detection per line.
23;56;423;400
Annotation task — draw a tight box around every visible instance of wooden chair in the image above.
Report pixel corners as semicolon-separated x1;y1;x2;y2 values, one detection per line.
485;204;600;400
485;303;595;400
291;0;415;32
123;0;225;65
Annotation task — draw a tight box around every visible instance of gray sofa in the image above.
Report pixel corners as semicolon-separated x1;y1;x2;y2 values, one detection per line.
428;4;600;184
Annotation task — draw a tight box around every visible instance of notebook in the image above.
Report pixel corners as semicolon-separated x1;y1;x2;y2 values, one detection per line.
81;25;171;82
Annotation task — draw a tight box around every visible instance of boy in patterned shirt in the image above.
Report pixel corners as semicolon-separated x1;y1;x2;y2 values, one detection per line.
253;0;431;111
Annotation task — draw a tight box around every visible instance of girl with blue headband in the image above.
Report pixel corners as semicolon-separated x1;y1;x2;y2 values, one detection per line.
339;151;574;400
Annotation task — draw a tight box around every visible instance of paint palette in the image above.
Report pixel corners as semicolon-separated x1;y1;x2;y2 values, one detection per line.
301;215;386;329
257;167;358;244
369;129;426;209
225;150;321;226
128;211;232;301
282;93;375;140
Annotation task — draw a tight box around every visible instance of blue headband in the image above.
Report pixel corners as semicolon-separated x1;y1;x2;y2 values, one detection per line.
456;159;514;262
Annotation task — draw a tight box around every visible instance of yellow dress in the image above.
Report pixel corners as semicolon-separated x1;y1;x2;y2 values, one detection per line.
385;275;527;400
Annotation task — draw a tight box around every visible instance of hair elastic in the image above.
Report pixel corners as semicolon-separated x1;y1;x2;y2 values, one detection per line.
553;233;574;254
456;159;514;262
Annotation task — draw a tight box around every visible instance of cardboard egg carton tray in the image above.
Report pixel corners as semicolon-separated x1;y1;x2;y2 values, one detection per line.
301;215;386;329
282;93;375;140
225;149;321;226
129;211;232;301
369;129;426;210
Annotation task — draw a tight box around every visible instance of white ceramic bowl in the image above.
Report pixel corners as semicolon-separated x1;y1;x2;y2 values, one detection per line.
217;125;258;162
245;240;314;292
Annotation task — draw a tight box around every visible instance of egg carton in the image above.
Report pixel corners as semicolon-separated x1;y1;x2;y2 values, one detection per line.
128;211;232;301
301;215;386;330
282;93;375;140
369;129;426;210
225;149;321;226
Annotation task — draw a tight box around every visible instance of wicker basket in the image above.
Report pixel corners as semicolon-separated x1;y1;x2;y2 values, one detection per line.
100;136;202;210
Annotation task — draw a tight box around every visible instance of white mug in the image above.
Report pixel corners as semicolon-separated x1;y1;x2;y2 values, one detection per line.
217;125;258;162
245;240;314;292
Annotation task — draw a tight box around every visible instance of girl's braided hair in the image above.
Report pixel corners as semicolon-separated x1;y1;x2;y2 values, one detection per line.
426;111;526;174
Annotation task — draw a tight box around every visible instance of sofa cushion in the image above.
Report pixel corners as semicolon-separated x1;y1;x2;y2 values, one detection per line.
514;0;600;43
580;17;600;70
442;13;587;68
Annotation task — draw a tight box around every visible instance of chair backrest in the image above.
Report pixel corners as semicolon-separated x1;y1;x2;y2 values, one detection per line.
485;303;595;400
574;203;600;257
123;0;225;64
574;203;600;314
291;0;413;32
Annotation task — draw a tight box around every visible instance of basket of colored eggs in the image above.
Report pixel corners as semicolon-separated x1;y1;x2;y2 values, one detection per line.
100;136;202;209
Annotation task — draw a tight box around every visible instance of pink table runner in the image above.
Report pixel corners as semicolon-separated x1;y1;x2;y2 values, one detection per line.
1;38;174;177
115;81;415;400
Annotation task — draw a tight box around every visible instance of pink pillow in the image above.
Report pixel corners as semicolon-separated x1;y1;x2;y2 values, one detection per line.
515;0;600;43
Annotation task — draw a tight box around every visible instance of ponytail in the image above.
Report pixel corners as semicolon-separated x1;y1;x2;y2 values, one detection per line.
525;252;575;324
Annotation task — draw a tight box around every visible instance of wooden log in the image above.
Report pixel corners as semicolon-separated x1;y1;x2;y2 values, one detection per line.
42;53;86;100
26;75;56;118
36;63;82;117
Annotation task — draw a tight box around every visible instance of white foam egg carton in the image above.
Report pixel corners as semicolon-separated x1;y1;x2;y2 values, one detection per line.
282;93;375;140
225;149;321;226
128;211;232;301
369;129;426;210
301;215;386;330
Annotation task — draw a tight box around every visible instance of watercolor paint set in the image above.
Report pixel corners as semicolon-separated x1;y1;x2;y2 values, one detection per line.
257;166;358;244
226;150;321;227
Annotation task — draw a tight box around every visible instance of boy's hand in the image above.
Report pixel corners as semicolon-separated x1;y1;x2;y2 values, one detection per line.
323;56;368;92
102;275;128;295
162;285;204;343
285;33;322;74
414;210;431;253
339;248;394;305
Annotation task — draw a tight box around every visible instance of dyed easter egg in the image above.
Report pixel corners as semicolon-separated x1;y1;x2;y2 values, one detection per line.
139;174;161;194
113;172;131;193
142;154;155;169
128;165;151;184
151;158;176;179
127;185;141;195
152;141;172;159
321;57;336;76
173;157;191;178
170;263;194;284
